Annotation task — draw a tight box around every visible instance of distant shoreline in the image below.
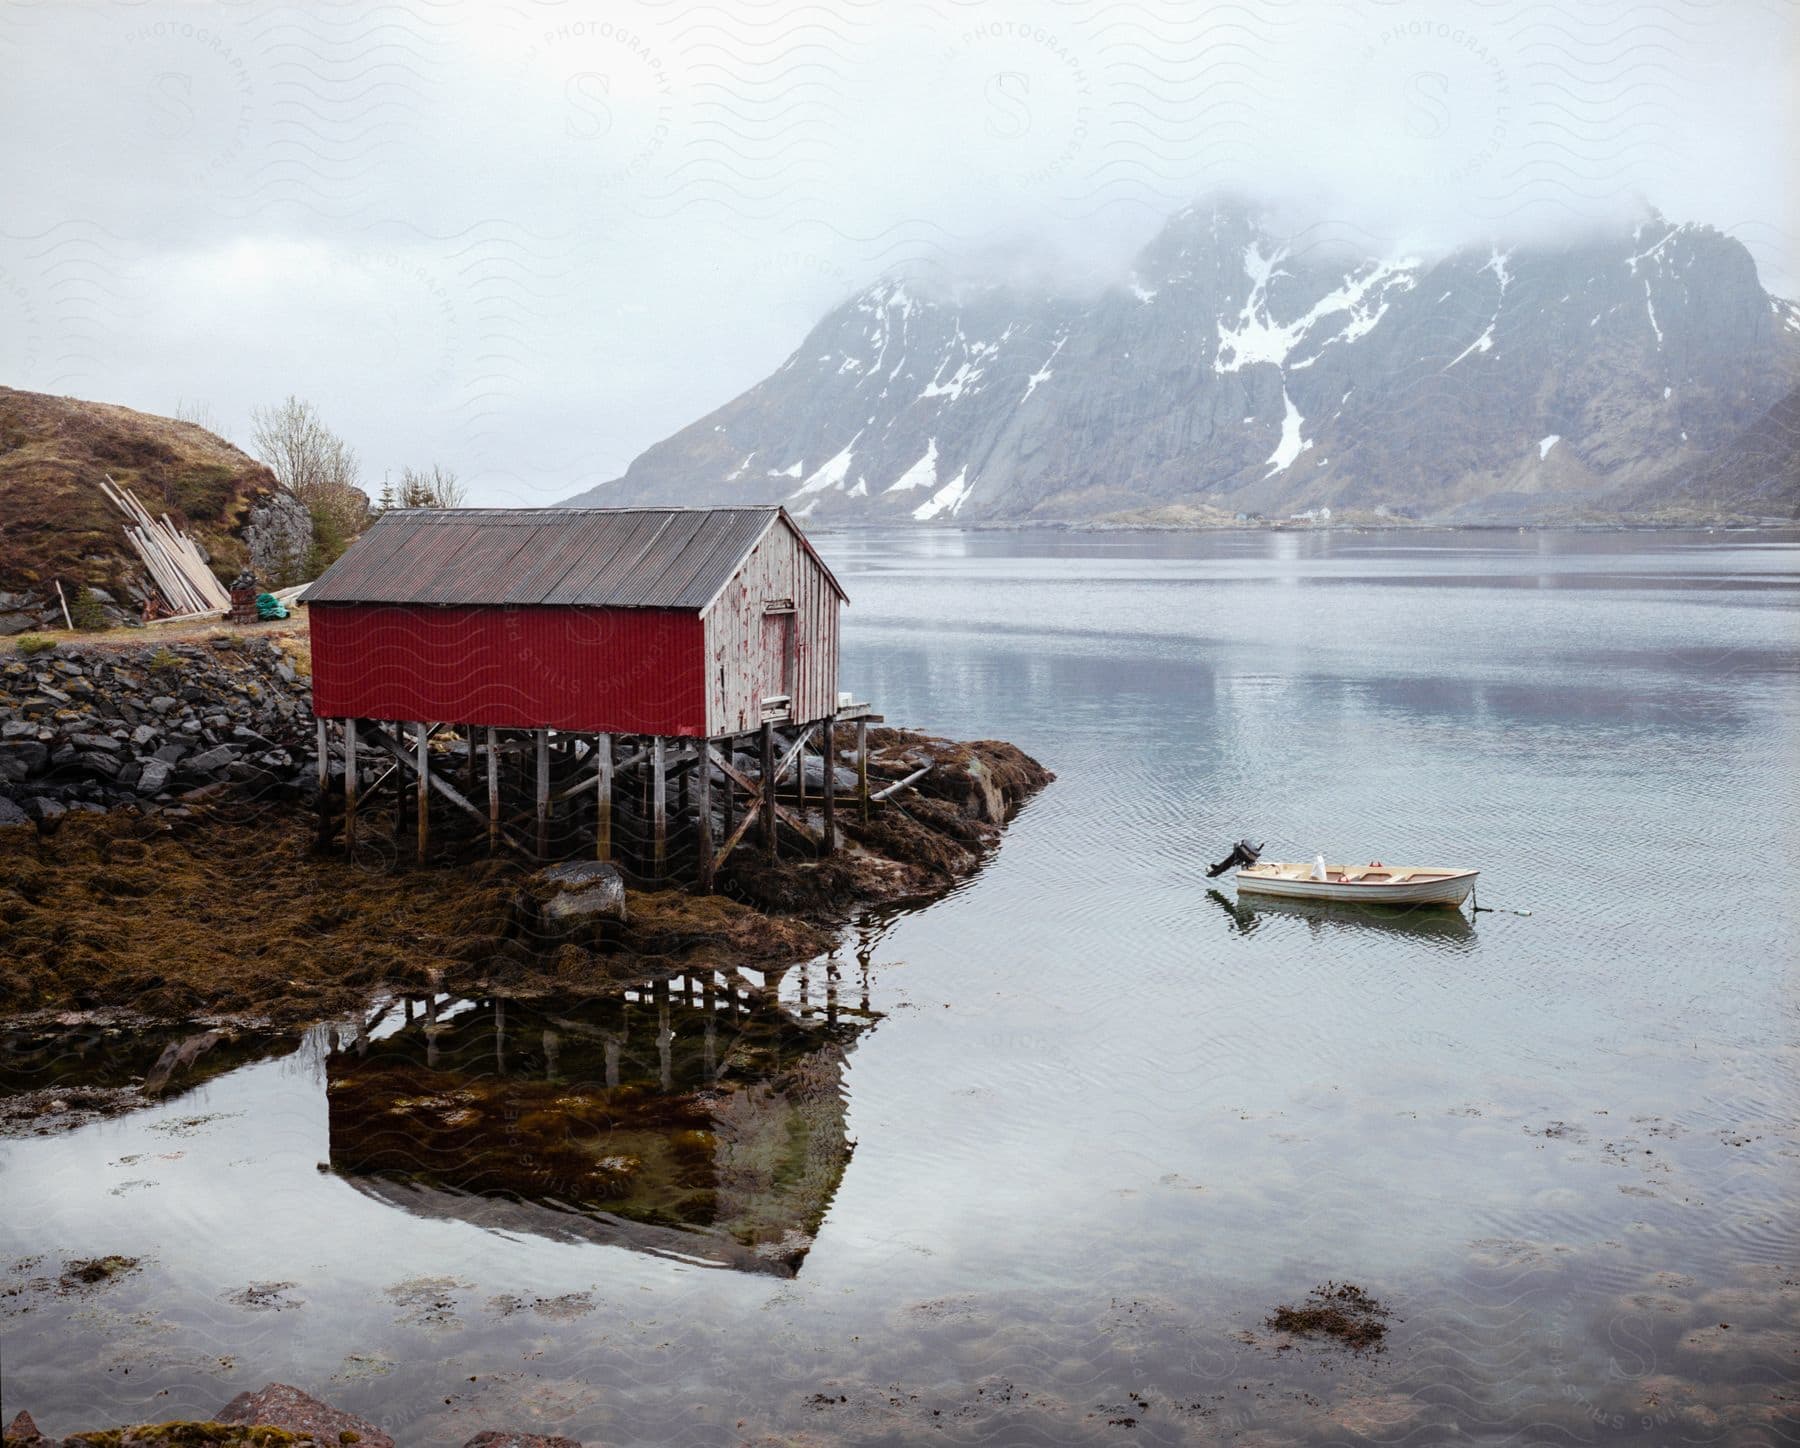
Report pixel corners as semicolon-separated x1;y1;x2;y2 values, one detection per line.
804;517;1800;536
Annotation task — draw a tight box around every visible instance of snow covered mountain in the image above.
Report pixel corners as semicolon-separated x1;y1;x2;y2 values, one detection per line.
571;198;1800;524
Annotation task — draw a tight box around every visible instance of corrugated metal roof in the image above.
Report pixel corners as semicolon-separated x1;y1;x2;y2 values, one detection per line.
301;506;847;609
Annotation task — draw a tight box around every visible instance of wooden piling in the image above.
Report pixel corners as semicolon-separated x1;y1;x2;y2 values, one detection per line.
696;735;714;892
822;715;837;854
856;718;870;824
415;722;430;863
721;732;736;840
344;720;359;851
652;735;667;879
486;727;499;855
761;721;777;861
315;717;329;793
535;729;550;861
595;731;612;862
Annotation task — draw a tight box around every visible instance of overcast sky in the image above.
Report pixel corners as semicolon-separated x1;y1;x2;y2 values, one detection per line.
2;0;1793;506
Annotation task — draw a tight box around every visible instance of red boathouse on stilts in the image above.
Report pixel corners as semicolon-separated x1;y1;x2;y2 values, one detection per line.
300;506;877;886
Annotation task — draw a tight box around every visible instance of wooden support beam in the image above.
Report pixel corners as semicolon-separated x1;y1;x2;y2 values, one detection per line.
696;736;714;892
595;731;612;862
354;723;532;858
486;727;499;856
344;720;358;852
721;733;736;841
388;723;408;843
796;725;807;807
761;721;777;861
822;715;837;855
535;729;550;861
856;718;870;824
315;717;329;792
415;721;431;864
872;763;931;802
651;736;667;879
772;724;815;791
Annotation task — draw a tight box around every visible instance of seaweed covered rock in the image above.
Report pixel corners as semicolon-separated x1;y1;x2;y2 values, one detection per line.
526;860;628;937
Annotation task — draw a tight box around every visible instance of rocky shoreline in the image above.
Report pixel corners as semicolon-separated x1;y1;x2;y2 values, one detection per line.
0;628;1051;1029
5;1384;577;1447
0;625;316;826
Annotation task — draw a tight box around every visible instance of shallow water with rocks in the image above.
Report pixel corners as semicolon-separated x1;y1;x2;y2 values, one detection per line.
3;528;1797;1443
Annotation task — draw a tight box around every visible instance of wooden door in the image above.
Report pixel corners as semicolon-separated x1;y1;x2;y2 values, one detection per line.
761;610;794;714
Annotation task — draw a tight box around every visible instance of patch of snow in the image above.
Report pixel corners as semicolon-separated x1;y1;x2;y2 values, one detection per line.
1663;386;1671;398
912;466;972;521
792;436;860;497
1446;324;1495;367
1643;281;1663;346
1445;249;1512;369
768;461;803;479
1263;387;1311;476
1022;334;1067;402
1681;431;1688;441
838;356;864;375
1215;246;1418;374
1626;227;1678;276
885;439;939;493
1538;434;1560;460
725;453;756;481
791;499;818;519
1129;278;1157;303
921;358;982;401
847;478;867;498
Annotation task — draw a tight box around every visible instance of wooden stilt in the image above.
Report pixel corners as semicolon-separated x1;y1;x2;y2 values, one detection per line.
856;718;870;824
415;721;430;864
535;729;550;861
464;723;478;795
721;732;737;840
677;740;690;815
595;731;612;862
486;727;499;855
393;730;408;844
761;721;777;861
651;736;667;879
796;725;807;807
344;719;359;852
822;715;837;854
696;734;715;892
315;717;329;792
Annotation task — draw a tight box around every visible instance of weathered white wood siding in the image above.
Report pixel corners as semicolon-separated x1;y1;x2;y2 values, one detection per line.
702;517;840;736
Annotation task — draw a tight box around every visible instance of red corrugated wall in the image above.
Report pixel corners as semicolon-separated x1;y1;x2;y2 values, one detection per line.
310;603;707;735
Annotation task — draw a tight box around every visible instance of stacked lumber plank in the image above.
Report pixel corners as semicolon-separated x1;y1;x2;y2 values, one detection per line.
99;474;233;618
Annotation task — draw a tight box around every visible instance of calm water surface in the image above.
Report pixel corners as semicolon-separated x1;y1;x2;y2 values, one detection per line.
4;529;1798;1444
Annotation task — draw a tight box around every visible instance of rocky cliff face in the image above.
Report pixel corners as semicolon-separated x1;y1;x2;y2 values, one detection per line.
574;199;1800;524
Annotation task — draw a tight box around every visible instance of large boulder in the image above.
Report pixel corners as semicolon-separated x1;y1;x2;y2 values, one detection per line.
215;1382;394;1447
527;859;627;938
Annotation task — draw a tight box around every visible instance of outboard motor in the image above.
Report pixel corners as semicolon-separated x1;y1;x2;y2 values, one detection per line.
1206;839;1264;878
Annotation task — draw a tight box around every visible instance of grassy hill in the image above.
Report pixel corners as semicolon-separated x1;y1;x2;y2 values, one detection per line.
0;387;304;624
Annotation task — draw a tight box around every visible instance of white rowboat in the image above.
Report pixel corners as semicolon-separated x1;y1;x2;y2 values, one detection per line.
1234;861;1477;908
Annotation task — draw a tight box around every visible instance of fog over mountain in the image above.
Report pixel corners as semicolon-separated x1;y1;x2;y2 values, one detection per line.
0;0;1794;506
570;197;1800;523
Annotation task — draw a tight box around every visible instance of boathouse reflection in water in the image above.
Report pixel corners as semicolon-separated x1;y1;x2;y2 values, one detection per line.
323;963;875;1276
